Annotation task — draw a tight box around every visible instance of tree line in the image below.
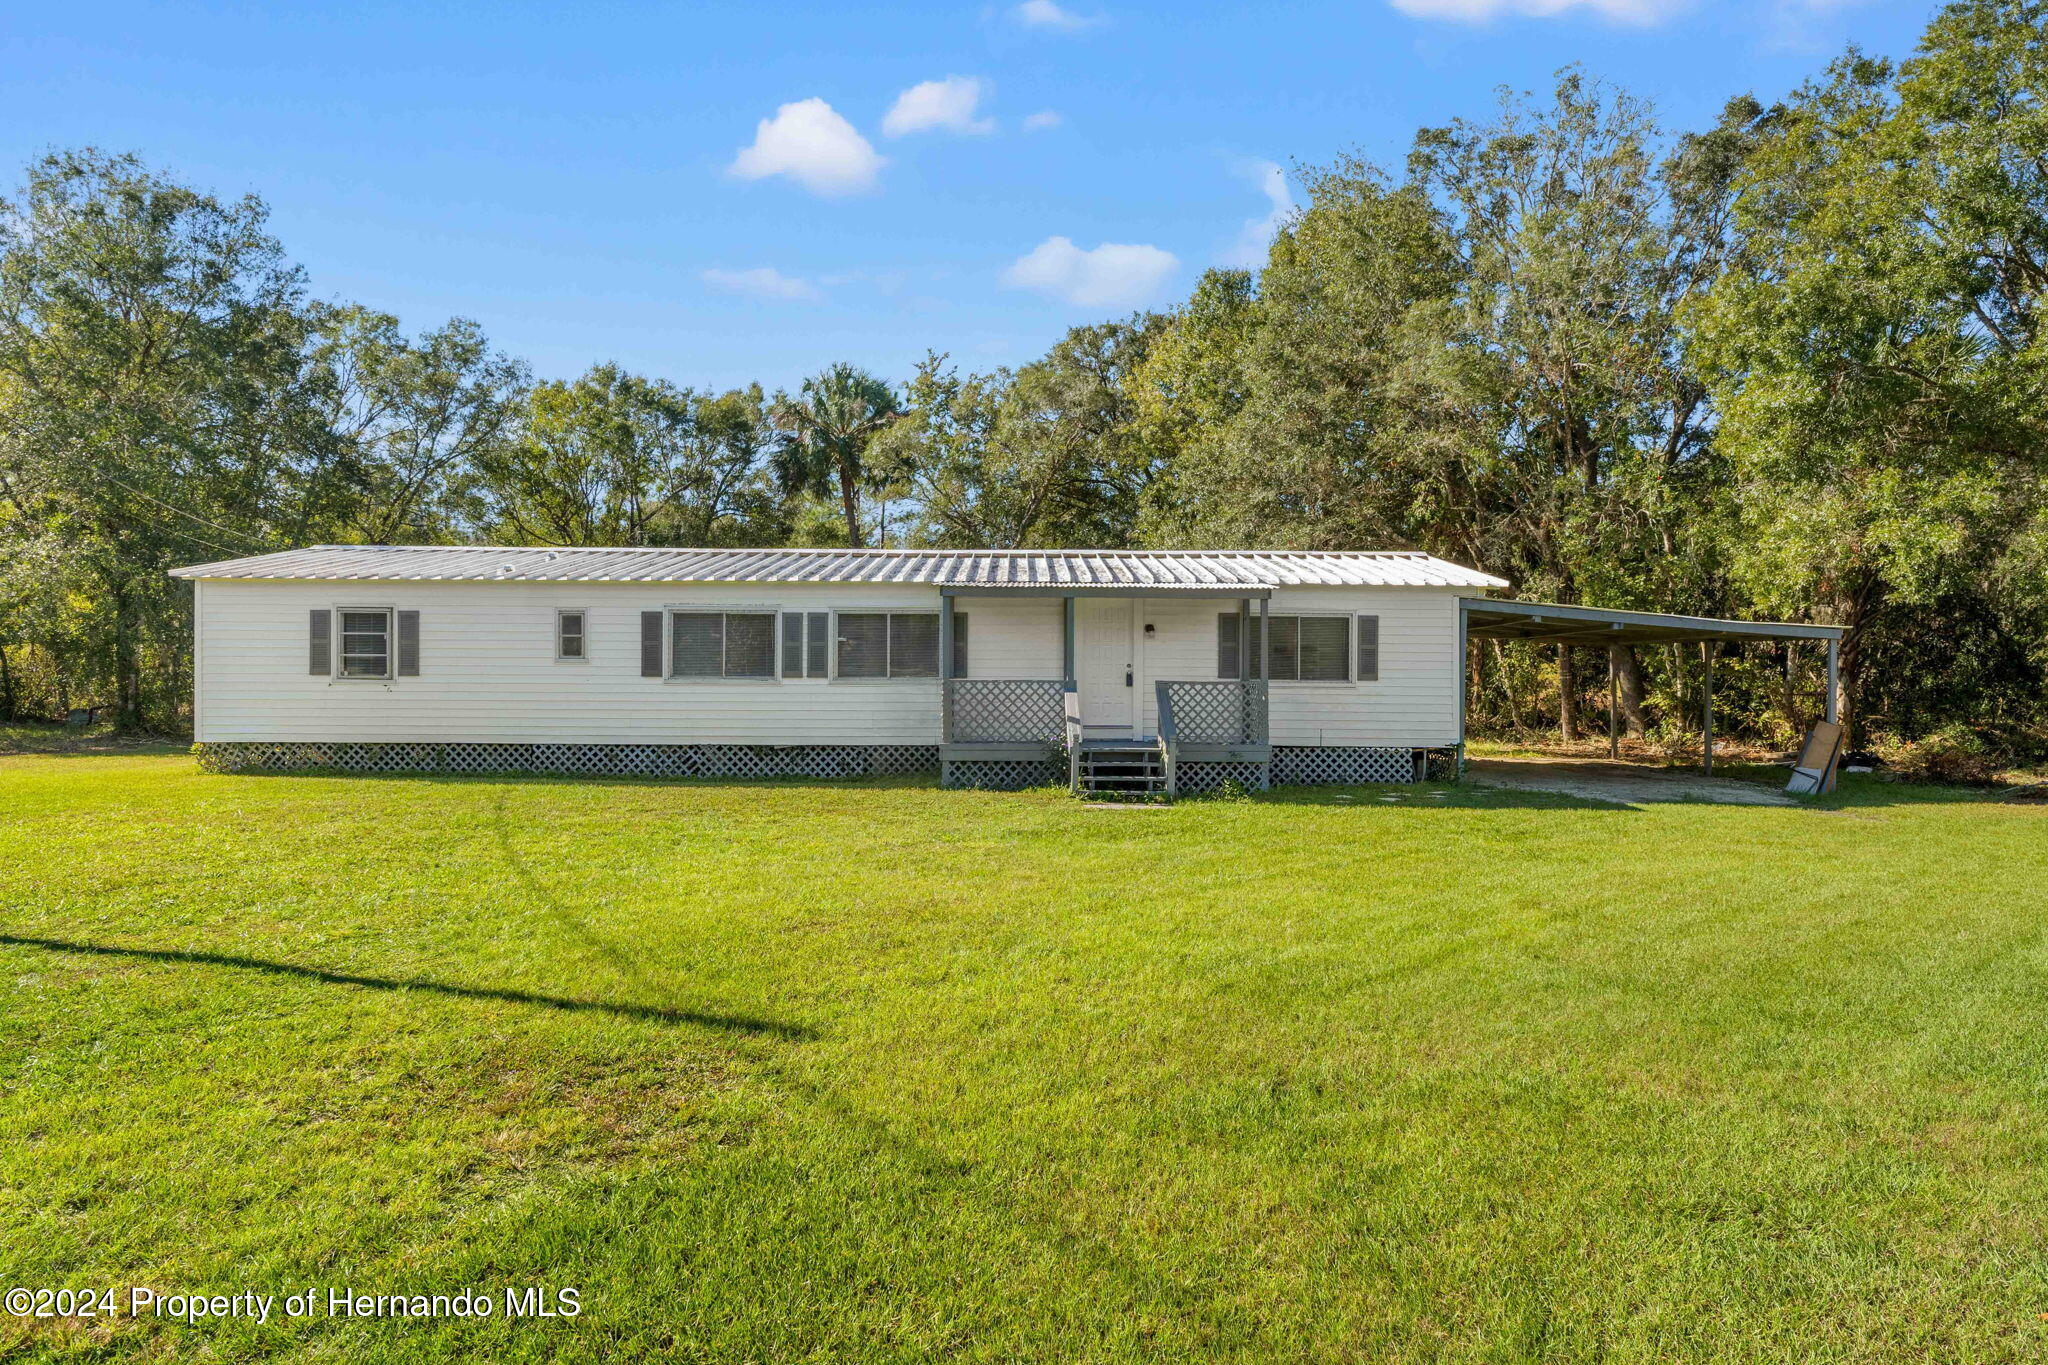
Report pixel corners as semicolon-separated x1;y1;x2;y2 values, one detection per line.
2;0;2043;762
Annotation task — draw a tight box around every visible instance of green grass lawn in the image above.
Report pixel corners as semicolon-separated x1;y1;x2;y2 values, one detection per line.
3;755;2046;1362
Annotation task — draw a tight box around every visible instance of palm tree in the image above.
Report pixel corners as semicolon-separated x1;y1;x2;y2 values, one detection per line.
771;364;902;547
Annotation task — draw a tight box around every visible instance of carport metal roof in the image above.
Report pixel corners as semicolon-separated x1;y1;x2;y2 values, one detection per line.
1460;598;1843;647
1456;597;1843;774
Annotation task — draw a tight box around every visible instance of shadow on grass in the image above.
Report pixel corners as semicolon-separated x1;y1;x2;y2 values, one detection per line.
0;934;815;1039
0;724;187;758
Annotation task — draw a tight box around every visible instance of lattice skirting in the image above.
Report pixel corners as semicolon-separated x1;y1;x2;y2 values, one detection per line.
1270;746;1425;786
1177;761;1270;797
196;742;940;780
942;758;1066;791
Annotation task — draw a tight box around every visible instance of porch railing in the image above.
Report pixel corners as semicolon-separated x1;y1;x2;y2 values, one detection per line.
1155;683;1179;799
1063;684;1083;791
1159;679;1269;745
945;678;1067;745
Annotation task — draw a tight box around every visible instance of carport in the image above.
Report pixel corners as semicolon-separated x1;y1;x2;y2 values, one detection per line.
1458;599;1846;773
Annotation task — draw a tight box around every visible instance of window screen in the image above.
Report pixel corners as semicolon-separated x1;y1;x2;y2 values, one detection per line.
671;612;774;678
836;613;889;678
1267;617;1301;681
889;614;940;677
338;609;391;679
558;610;586;660
1219;612;1349;681
672;613;723;677
833;612;953;678
1298;616;1349;681
723;613;775;677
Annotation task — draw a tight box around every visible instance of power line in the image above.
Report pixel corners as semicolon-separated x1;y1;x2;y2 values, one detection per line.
97;474;271;557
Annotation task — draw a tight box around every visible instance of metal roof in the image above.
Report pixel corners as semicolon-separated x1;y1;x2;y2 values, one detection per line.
1461;598;1843;645
169;545;1510;589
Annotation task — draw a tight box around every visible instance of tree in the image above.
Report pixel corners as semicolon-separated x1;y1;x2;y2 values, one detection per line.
771;364;902;547
0;150;320;728
466;367;780;547
308;308;527;544
886;320;1163;548
1688;0;2048;743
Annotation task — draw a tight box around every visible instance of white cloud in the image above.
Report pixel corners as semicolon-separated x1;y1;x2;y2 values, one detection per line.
701;267;822;302
883;76;996;137
1002;236;1178;307
1015;0;1101;29
1759;0;1871;53
729;98;884;197
1225;160;1294;268
1022;110;1063;132
1387;0;1685;22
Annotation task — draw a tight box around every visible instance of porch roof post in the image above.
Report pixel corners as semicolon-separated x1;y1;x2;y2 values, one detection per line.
1062;594;1076;686
1238;597;1250;681
939;589;955;743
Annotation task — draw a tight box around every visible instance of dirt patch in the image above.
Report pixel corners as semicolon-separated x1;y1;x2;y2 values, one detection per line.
1466;757;1796;807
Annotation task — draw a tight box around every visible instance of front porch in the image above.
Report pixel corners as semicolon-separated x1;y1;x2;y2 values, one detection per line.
936;587;1274;797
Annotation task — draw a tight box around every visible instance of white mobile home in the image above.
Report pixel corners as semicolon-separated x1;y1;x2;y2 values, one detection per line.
172;545;1512;794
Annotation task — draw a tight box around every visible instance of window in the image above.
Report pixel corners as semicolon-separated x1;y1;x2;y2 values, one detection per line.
669;611;775;678
557;610;587;660
1218;613;1351;682
338;609;392;679
834;612;965;679
781;611;832;678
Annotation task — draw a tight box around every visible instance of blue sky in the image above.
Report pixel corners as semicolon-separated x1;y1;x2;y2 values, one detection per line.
5;0;1934;393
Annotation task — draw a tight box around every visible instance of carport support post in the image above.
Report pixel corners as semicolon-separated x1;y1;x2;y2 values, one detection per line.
1824;638;1839;726
1701;642;1714;776
1608;648;1619;760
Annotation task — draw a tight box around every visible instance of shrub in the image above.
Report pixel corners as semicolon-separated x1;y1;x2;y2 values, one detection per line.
1879;726;2006;786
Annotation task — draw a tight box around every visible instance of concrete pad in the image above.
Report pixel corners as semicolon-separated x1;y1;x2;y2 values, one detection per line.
1465;758;1796;807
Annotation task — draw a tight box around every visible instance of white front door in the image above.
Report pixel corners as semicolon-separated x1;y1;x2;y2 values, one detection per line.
1075;598;1138;734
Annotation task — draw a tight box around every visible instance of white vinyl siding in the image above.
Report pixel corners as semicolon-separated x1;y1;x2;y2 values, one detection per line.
191;580;1463;747
1147;590;1459;745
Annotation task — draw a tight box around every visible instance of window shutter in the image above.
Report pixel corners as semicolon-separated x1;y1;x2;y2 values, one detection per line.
1217;613;1239;679
640;611;663;676
781;612;804;678
1356;614;1380;682
396;611;420;676
805;611;829;677
952;612;969;677
309;609;332;676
